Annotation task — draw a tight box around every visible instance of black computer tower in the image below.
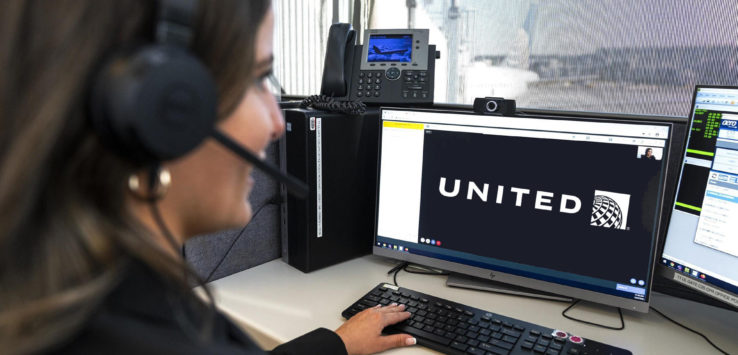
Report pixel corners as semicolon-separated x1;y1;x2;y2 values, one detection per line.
280;108;379;272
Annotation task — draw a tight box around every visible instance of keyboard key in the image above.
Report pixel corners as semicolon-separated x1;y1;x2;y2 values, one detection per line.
546;349;560;355
521;341;535;350
568;348;581;354
417;310;427;317
480;329;492;336
503;321;513;328
445;331;456;339
466;331;478;339
550;343;563;350
408;301;418;307
492;332;503;340
450;341;468;352
490;339;513;350
379;299;390;305
530;330;541;336
393;324;451;346
477;335;490;343
417;304;428;310
479;321;490;329
434;321;445;328
537;339;550;347
514;325;525;331
433;329;445;337
438;316;448;323
410;295;419;300
502;335;518;344
491;325;501;332
419;298;429;303
367;295;380;302
407;307;418;313
444;325;455;332
455;328;467;335
423;325;435;333
502;329;521;338
526;335;538;343
542;334;553;340
458;322;469;329
467;339;479;347
455;336;468;343
447;319;459;326
469;325;480;332
466;347;485;355
534;345;547;353
464;310;474;317
427;313;438;320
423;319;434;326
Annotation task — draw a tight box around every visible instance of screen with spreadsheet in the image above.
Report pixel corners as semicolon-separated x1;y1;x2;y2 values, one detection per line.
661;86;738;310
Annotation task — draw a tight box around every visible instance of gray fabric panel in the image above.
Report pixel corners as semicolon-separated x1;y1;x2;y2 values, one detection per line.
185;141;282;281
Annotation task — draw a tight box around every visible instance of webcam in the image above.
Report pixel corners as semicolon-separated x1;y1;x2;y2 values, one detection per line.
473;97;516;116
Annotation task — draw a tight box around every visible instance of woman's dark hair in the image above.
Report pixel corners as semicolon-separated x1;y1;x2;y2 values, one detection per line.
0;1;270;353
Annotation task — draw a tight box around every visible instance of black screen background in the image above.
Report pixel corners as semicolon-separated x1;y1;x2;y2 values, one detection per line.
417;129;664;284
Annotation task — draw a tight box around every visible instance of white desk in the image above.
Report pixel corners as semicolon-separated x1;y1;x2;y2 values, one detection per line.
208;255;738;354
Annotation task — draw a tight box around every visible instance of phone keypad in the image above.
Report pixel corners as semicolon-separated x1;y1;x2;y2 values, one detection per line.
354;69;431;101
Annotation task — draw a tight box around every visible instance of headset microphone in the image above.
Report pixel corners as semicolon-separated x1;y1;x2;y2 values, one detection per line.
211;130;308;199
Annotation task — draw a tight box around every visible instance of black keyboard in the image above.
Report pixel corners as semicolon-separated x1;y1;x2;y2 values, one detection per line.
342;283;631;355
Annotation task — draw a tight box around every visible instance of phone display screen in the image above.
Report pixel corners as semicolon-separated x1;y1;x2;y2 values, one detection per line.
367;34;412;62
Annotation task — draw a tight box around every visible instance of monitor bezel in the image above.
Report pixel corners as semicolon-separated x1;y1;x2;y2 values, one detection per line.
373;107;676;313
656;85;738;312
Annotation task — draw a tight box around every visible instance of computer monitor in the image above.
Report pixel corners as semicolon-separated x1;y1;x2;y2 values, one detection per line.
373;108;673;312
659;86;738;311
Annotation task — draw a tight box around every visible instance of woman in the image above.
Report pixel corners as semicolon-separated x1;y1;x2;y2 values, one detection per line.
0;1;415;354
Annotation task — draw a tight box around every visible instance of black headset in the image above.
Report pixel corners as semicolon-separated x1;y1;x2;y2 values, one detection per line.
90;0;308;198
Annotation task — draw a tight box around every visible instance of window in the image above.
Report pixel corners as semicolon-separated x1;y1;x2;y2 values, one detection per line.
275;0;738;117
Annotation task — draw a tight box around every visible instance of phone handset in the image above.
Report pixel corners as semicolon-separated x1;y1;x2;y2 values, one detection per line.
320;23;356;98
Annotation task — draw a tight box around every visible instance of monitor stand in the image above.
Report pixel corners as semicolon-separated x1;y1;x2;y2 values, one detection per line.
446;273;573;302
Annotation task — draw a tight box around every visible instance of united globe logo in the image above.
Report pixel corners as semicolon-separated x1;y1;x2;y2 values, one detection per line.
590;190;631;230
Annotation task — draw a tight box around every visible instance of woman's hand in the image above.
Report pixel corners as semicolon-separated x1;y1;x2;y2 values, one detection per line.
334;304;416;355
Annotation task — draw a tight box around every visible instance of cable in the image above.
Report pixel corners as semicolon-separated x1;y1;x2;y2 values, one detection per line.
204;197;281;283
300;95;366;115
650;306;729;355
561;299;625;330
387;262;450;287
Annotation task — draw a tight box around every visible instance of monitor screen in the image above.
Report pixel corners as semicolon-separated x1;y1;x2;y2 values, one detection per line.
367;34;412;62
374;108;672;312
661;86;738;310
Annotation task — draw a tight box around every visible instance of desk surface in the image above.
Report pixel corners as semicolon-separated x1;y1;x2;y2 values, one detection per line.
208;255;738;354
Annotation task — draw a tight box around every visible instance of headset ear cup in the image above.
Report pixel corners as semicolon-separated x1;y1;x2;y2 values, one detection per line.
90;45;217;164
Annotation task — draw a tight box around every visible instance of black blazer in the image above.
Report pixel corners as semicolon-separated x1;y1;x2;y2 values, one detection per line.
54;262;348;355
